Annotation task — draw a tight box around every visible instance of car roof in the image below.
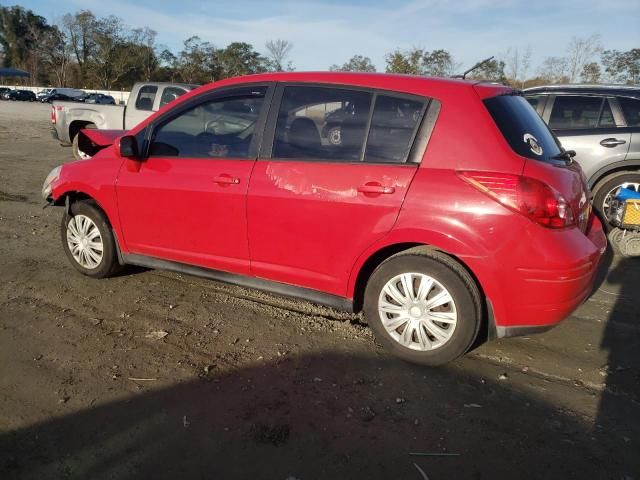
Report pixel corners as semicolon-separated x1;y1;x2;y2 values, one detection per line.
524;84;640;97
191;71;512;100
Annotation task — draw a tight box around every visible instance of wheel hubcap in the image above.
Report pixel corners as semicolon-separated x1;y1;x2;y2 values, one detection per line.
378;273;457;351
66;214;103;269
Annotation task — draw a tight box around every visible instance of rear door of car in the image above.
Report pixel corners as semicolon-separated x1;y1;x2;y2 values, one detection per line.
246;83;430;296
617;96;640;163
543;94;631;181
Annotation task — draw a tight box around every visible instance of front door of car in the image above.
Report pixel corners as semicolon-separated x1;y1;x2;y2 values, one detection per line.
544;95;631;181
247;85;429;296
116;85;272;274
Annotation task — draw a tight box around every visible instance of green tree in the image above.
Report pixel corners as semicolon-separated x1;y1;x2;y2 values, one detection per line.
602;49;640;84
466;58;507;83
385;48;457;77
61;10;97;85
214;42;267;79
330;54;376;72
580;62;601;84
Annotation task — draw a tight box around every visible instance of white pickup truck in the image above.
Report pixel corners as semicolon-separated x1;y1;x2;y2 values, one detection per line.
51;82;197;159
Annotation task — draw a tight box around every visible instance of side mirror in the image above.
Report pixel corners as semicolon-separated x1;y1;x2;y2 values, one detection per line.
119;135;139;158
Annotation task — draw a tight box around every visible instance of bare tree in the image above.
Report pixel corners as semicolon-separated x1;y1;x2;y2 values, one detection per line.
566;34;602;83
538;56;569;84
503;45;532;88
265;39;293;72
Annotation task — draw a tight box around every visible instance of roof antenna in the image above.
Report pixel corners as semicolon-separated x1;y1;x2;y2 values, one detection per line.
454;56;495;80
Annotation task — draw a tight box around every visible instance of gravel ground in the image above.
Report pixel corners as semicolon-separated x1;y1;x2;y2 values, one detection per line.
0;101;639;479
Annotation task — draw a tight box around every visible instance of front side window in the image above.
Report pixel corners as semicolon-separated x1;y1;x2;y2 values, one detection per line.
365;95;425;163
548;96;608;129
136;86;158;111
160;86;188;108
273;86;372;161
619;97;640;127
150;87;266;158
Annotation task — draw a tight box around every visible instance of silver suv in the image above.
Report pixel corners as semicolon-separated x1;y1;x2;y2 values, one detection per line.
524;85;640;225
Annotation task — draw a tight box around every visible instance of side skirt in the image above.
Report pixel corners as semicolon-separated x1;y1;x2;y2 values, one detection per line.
122;253;354;313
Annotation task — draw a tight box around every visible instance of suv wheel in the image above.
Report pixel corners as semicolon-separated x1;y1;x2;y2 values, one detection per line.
364;248;481;366
593;172;640;227
61;201;121;278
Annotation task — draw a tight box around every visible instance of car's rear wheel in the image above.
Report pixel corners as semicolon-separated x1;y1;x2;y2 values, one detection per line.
593;172;640;228
364;248;481;366
61;200;121;278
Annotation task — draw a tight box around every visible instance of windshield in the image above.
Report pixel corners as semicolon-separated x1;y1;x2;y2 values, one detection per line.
484;94;562;162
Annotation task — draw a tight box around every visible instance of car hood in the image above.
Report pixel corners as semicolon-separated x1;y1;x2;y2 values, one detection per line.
82;129;127;147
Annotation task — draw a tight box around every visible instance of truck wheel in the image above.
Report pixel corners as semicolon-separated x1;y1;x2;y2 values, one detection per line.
72;124;96;160
593;172;640;228
364;247;481;366
61;200;122;278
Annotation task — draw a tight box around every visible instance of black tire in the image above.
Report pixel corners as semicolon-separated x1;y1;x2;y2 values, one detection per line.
326;125;342;146
593;172;640;229
71;124;96;160
61;200;122;278
364;247;481;366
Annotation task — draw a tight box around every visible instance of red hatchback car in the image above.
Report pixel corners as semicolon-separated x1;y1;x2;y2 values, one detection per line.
43;72;607;365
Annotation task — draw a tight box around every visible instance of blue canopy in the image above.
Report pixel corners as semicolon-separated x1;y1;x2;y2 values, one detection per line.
0;67;30;78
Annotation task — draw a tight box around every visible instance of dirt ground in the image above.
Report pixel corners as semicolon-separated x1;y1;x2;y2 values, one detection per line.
0;101;638;480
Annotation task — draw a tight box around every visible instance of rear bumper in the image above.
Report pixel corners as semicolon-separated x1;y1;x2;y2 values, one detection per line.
475;216;607;338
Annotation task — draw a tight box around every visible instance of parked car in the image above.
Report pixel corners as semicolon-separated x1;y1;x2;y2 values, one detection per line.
42;72;606;365
8;89;36;101
51;82;196;160
82;93;116;105
38;88;84;102
42;93;78;103
524;85;640;225
0;87;11;99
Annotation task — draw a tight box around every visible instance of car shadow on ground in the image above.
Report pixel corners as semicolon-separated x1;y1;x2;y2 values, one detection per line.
2;344;639;480
596;254;640;470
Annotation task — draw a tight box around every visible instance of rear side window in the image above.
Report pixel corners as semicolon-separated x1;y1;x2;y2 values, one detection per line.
159;86;187;108
273;86;372;161
484;95;562;162
548;96;612;129
365;95;425;163
619;97;640;127
136;86;158;111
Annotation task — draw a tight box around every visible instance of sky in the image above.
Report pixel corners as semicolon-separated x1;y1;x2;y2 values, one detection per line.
13;0;640;73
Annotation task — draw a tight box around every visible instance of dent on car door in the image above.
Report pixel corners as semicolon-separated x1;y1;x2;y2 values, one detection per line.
546;95;631;181
116;84;272;274
247;84;429;297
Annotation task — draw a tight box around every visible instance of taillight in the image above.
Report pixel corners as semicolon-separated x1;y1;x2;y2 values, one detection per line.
458;171;575;228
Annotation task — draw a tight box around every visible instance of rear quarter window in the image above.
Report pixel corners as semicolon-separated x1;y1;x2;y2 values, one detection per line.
484;95;562;162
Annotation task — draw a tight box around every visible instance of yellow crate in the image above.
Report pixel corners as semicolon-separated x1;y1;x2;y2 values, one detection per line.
622;199;640;226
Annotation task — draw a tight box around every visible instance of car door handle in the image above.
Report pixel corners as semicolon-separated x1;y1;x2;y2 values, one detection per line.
357;183;395;194
213;174;240;185
600;138;626;147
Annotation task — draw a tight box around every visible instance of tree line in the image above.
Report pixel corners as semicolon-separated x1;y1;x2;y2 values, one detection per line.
0;5;638;90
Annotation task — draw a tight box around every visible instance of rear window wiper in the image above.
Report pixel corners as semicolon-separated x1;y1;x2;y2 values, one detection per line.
551;149;576;163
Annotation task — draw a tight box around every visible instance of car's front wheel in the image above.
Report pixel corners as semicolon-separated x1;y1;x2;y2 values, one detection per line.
61;200;122;278
364;248;481;366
